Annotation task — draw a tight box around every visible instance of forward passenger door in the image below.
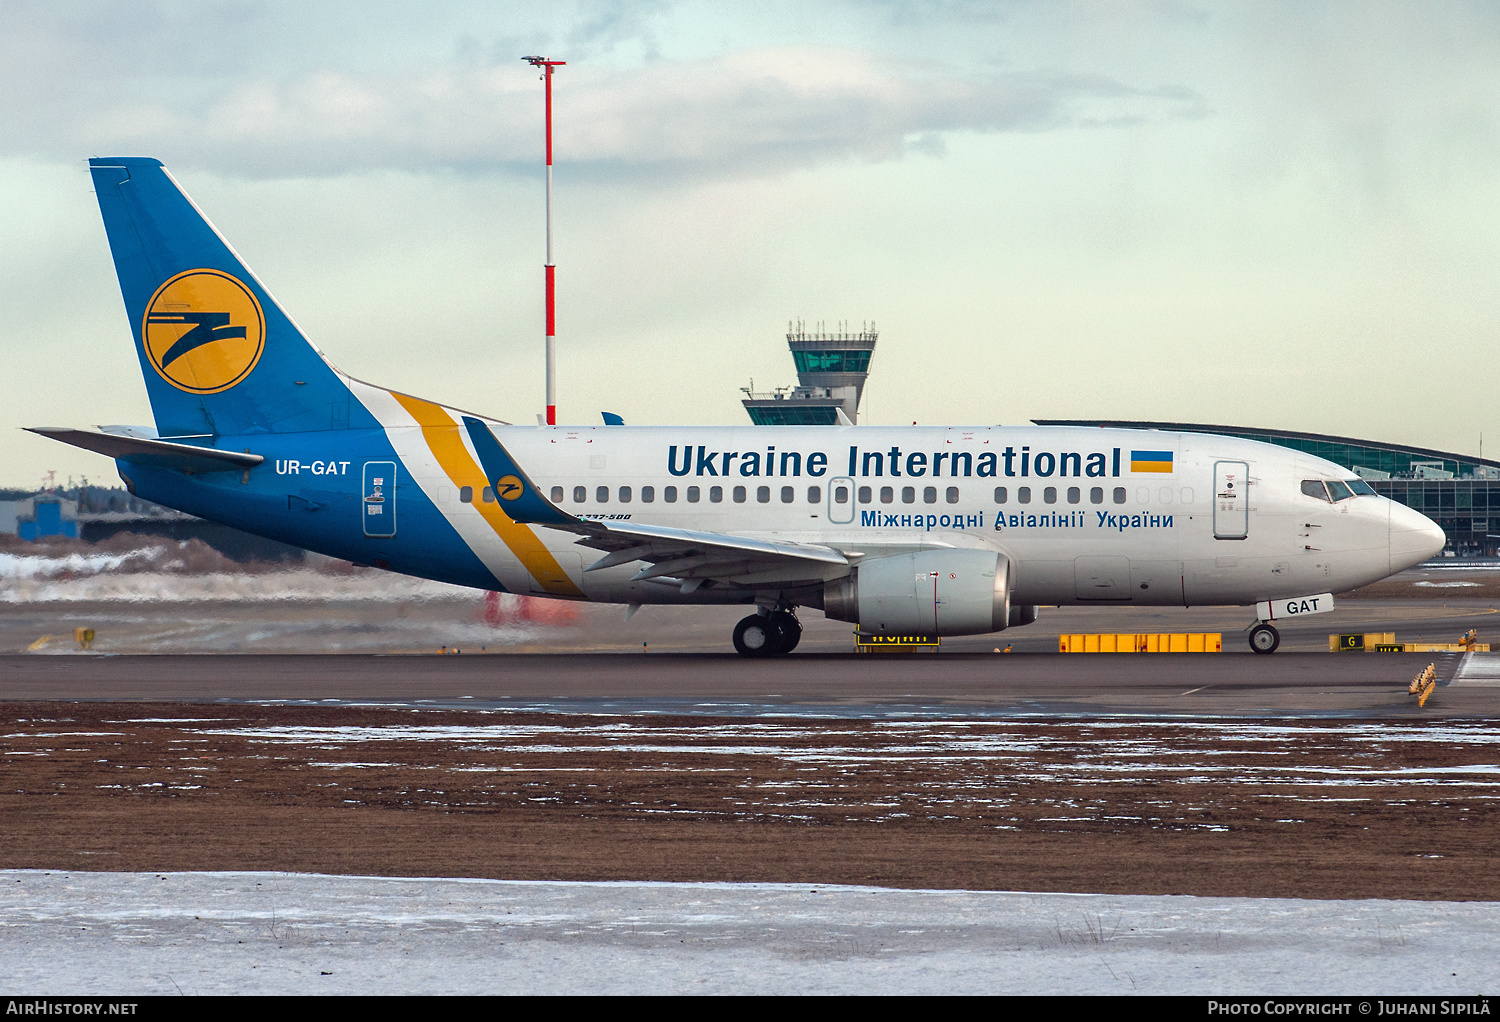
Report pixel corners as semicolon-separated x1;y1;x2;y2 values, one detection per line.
1213;461;1249;540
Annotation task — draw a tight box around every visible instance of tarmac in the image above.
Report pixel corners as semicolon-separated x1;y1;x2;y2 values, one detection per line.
0;649;1490;718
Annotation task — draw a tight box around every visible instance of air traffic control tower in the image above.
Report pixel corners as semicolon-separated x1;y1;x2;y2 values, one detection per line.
741;321;877;425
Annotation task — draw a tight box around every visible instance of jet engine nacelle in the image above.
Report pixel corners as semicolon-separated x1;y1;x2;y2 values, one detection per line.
823;549;1011;636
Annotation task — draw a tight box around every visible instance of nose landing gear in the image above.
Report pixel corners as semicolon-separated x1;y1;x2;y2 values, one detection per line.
1248;622;1281;654
732;610;802;657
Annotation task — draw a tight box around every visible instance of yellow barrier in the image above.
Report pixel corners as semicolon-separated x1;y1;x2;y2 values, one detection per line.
1337;630;1488;653
1059;632;1221;653
855;633;940;653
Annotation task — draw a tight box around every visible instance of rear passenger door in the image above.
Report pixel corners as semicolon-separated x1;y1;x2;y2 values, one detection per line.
362;461;397;537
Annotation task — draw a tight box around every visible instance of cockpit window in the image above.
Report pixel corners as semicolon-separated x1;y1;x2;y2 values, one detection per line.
1347;478;1377;496
1301;479;1331;501
1325;480;1354;502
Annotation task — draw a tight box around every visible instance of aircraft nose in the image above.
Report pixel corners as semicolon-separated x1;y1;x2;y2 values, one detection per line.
1389;500;1446;572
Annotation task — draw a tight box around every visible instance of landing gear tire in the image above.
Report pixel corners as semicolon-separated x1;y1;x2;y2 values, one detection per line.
733;614;781;657
1249;623;1280;654
769;612;801;653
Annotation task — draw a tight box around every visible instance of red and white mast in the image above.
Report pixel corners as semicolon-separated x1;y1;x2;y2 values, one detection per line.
524;55;566;425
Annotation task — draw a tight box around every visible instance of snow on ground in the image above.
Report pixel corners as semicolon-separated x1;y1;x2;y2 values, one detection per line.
1;871;1495;995
0;568;481;604
0;549;166;581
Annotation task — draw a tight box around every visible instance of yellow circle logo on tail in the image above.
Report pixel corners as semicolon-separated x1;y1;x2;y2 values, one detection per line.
496;475;525;501
142;269;265;394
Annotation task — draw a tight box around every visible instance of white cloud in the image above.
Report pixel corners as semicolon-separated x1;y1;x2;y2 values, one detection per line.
0;26;1202;180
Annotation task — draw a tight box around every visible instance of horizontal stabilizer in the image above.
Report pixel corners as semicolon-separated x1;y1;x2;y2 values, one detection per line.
26;427;263;474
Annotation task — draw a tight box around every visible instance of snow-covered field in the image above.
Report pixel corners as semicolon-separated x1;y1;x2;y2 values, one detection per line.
2;871;1495;995
0;566;480;605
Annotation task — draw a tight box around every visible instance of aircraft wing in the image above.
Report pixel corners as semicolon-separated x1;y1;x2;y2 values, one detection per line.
26;427;264;474
462;417;848;591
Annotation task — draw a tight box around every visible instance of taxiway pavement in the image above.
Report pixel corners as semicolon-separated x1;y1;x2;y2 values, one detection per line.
0;650;1490;717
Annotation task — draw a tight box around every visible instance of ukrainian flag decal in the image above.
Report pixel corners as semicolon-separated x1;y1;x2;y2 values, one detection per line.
1130;450;1174;473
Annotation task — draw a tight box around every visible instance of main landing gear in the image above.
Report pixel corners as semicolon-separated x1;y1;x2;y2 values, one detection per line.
1248;622;1281;654
732;610;802;657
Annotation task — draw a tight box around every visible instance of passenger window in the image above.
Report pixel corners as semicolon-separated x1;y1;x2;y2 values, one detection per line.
1136;488;1150;503
902;486;916;504
857;486;871;503
573;486;586;503
808;486;822;503
482;486;494;503
837;486;851;504
664;486;677;503
1180;487;1193;504
779;486;792;503
880;486;894;504
946;486;959;504
709;486;723;503
994;487;1008;504
1090;487;1103;504
1112;487;1126;504
551;486;564;503
642;486;655;503
1326;480;1353;502
687;486;700;502
1018;487;1032;504
757;485;770;503
596;486;609;503
1043;486;1057;504
1159;487;1173;504
1301;479;1330;501
1067;486;1080;504
459;485;473;503
923;486;937;504
733;485;747;503
618;486;632;503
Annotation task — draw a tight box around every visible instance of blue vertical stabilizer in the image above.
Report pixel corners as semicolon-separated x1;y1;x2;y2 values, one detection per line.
88;157;375;438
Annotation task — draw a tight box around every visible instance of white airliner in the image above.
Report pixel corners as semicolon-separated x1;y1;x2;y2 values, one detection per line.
33;158;1446;656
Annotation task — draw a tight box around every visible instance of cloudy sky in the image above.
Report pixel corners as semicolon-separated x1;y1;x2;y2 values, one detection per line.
2;1;1498;486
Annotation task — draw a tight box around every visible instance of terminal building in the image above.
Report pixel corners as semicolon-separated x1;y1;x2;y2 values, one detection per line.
1036;420;1500;557
741;322;877;425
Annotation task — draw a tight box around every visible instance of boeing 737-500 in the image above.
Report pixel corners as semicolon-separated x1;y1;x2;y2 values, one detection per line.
30;158;1446;655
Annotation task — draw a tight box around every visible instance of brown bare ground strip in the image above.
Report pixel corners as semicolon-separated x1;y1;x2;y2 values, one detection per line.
3;703;1498;900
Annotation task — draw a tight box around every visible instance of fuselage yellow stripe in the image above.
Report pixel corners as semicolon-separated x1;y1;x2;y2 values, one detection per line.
390;392;584;597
